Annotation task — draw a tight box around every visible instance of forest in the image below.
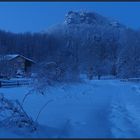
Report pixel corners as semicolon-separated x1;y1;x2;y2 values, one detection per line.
0;11;140;82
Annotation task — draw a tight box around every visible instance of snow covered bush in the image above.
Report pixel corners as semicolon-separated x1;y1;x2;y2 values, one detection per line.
0;93;37;132
34;59;81;94
36;61;61;83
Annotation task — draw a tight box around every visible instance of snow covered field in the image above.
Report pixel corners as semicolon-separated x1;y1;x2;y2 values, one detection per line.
0;78;140;138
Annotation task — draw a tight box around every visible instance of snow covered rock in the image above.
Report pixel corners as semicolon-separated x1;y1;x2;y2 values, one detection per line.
64;11;125;29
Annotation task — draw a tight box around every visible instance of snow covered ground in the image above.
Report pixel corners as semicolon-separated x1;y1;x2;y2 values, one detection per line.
0;78;140;138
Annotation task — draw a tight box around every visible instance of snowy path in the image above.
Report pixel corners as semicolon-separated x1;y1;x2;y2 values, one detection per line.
1;80;140;138
109;82;140;138
64;81;114;138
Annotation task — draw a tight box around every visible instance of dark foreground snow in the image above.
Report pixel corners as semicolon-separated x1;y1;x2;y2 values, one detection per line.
0;79;140;138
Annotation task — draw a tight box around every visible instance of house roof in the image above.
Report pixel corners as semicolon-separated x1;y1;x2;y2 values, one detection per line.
0;54;36;63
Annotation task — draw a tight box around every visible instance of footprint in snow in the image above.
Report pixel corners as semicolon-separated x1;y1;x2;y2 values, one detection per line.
131;86;140;94
74;121;87;126
70;120;87;126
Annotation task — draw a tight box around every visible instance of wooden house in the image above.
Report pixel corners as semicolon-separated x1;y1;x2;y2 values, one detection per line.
0;54;36;77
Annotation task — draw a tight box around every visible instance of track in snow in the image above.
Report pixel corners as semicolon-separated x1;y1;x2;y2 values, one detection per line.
1;80;140;138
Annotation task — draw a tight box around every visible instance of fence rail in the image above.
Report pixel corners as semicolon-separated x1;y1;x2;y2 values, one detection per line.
0;79;30;87
120;78;140;82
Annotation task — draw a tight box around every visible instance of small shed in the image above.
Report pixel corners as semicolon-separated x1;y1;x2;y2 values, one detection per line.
0;54;36;77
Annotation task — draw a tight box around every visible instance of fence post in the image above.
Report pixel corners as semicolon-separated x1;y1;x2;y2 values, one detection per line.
17;81;19;86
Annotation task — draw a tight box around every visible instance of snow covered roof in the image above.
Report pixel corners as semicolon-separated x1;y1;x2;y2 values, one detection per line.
0;54;36;63
0;54;18;61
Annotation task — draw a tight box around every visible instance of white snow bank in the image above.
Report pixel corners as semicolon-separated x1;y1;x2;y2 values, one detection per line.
0;79;140;138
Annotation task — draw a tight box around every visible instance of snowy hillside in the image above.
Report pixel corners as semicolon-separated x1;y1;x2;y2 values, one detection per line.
0;77;140;138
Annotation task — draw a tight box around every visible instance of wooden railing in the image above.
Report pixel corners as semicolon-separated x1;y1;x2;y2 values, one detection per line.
120;78;140;82
0;79;30;87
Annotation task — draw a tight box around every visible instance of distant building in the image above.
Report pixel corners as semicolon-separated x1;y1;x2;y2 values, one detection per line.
0;54;36;78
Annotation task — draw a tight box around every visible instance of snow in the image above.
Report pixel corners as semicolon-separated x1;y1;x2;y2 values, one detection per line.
0;54;19;61
0;77;140;138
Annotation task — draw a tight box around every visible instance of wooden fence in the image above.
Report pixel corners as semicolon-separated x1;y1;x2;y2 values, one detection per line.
120;78;140;82
0;79;30;87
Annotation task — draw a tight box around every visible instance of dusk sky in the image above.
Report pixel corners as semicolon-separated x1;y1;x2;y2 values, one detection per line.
0;2;140;33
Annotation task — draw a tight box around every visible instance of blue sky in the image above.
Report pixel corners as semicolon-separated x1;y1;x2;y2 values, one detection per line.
0;2;140;33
